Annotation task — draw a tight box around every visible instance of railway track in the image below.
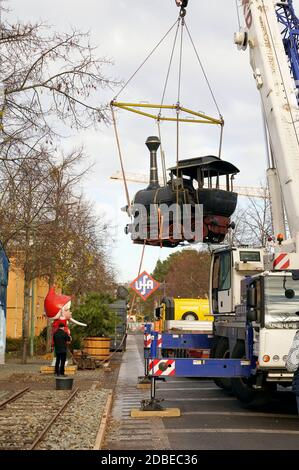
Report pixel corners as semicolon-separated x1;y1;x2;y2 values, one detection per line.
0;388;79;450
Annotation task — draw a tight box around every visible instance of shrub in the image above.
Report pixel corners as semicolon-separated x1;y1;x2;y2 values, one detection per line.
6;337;22;352
70;292;117;349
34;335;47;355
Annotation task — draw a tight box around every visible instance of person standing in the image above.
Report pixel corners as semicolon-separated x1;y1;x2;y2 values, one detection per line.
286;330;299;414
53;322;71;377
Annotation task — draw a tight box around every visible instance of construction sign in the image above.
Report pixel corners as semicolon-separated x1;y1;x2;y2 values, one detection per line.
130;271;160;301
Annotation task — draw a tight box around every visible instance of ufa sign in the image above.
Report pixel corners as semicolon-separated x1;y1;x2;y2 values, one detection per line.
130;271;160;301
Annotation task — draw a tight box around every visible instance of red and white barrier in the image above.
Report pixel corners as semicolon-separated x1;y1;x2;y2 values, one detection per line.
149;359;176;376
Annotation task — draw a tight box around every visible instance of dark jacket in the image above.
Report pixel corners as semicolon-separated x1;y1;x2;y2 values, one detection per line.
285;330;299;397
293;369;299;397
53;329;70;354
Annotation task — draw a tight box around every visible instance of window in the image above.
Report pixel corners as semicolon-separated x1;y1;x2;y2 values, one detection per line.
0;258;8;287
239;251;261;262
264;276;299;329
219;251;231;291
212;252;231;292
212;256;220;291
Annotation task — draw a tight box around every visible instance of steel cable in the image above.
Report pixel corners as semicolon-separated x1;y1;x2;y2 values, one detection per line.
114;19;180;100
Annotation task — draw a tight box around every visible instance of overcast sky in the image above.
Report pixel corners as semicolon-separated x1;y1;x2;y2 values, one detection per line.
9;0;299;283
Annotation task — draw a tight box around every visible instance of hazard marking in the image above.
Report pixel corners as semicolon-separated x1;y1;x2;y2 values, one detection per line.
149;360;176;376
273;253;290;270
144;334;152;348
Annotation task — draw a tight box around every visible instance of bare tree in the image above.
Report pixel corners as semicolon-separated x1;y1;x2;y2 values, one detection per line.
0;150;55;246
0;5;118;360
55;197;116;297
230;186;273;247
0;7;119;161
0;150;56;362
0;147;116;361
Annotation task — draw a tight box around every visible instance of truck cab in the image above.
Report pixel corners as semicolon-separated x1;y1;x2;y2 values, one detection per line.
209;246;298;403
241;271;299;373
209;246;265;316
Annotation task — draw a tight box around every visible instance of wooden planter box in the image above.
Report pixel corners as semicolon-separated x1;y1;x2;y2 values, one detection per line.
83;337;111;360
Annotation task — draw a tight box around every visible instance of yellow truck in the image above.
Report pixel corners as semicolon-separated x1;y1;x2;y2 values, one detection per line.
159;297;213;322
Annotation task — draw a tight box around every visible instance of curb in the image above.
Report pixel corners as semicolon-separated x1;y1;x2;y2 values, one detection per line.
93;390;113;450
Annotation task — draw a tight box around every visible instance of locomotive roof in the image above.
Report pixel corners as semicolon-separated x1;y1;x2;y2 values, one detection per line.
168;155;239;179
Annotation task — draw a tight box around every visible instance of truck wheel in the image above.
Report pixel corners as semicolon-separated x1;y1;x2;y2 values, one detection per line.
182;311;198;321
231;341;272;407
213;337;232;392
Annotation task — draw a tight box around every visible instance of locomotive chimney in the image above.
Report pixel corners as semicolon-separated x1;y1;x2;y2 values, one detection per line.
146;136;161;190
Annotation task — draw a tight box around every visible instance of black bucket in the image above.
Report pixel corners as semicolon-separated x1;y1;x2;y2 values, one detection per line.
55;377;74;390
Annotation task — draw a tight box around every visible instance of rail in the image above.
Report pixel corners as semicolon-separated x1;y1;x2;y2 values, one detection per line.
0;387;30;409
30;387;79;450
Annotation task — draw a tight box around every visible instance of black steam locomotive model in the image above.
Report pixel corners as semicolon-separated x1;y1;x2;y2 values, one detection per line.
125;136;239;247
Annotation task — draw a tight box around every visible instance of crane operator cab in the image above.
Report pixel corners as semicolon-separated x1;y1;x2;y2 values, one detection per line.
125;136;239;247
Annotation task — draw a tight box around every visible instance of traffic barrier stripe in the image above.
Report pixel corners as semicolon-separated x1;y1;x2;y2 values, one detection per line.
273;253;290;270
144;334;152;348
149;359;176;376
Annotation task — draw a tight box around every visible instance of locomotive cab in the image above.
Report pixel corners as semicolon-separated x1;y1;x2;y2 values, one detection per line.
168;156;239;244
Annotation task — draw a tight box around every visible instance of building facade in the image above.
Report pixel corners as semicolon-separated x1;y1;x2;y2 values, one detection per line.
6;263;48;339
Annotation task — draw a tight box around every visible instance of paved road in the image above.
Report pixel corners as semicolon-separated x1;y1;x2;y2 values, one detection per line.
105;334;299;451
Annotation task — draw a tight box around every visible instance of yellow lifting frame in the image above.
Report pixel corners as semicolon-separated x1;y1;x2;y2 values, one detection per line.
111;101;223;126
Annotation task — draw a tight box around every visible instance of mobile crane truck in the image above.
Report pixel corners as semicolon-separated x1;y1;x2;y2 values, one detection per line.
144;0;299;408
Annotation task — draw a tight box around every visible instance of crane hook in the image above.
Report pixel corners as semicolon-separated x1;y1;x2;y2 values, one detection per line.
175;0;189;18
175;0;189;6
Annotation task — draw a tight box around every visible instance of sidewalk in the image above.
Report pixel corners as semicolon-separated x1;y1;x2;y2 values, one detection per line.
104;334;170;450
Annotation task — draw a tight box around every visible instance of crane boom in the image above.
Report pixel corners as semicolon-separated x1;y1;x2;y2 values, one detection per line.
235;0;299;260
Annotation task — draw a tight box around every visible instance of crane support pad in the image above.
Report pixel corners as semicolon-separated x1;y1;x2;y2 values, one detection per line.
148;358;252;378
131;408;181;418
